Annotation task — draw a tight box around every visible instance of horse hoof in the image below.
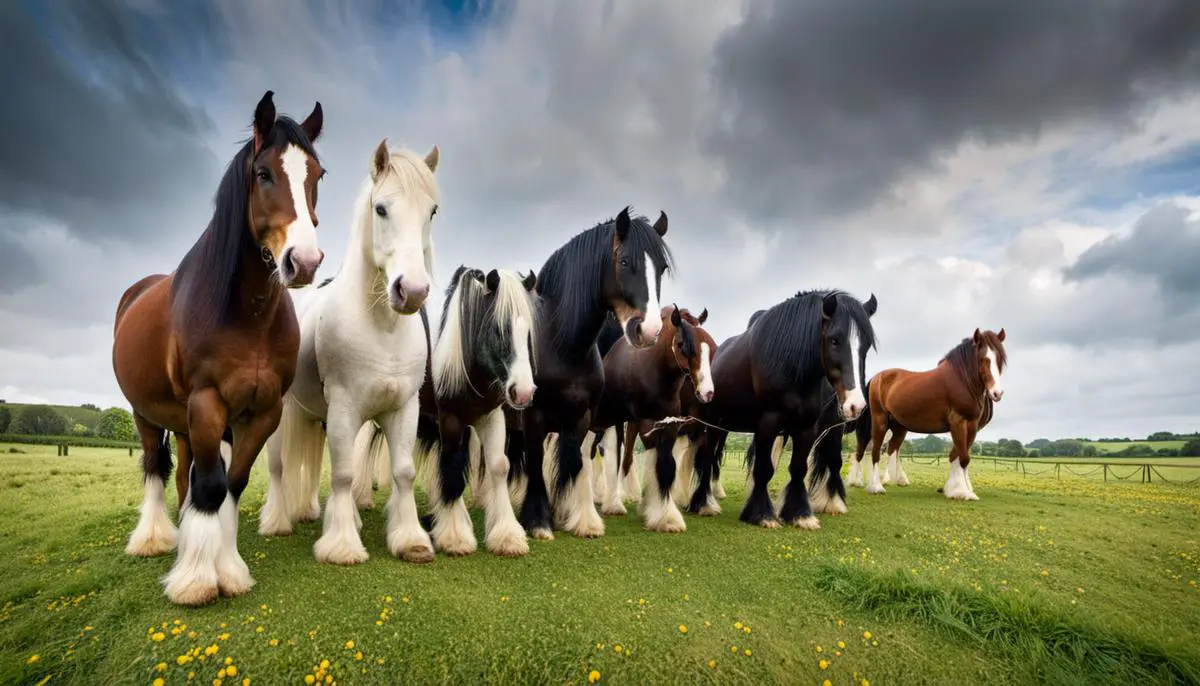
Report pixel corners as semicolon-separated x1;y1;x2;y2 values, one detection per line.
529;527;555;541
164;578;219;607
399;545;436;564
758;519;780;530
601;503;628;517
789;516;821;530
697;504;721;517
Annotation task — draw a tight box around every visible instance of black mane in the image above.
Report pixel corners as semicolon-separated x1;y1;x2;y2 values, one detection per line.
536;210;673;355
172;116;322;337
678;317;697;359
752;289;877;390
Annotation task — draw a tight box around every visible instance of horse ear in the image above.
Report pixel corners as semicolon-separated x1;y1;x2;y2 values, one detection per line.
670;304;682;327
653;210;668;237
300;101;323;143
863;293;878;317
485;269;501;294
252;90;276;154
698;307;708;325
371;138;389;181
522;270;537;291
821;292;838;321
997;328;1006;342
424;145;439;173
973;328;983;346
615;206;632;243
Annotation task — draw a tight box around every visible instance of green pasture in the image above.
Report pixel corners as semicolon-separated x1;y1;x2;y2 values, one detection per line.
1082;440;1188;454
1;442;1198;685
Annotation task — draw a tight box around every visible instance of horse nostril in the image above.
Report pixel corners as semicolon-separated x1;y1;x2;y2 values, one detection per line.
391;278;405;301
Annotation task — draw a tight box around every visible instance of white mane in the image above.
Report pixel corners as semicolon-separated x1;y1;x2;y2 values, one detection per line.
433;269;539;398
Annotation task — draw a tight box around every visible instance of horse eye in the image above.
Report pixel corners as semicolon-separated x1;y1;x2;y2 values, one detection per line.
375;204;387;218
256;168;270;183
831;338;839;346
619;258;629;268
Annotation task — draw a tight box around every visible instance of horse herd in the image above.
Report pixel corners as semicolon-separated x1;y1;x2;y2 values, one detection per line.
110;92;1009;607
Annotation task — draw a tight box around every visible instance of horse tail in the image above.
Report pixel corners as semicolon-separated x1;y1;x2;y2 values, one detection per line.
350;421;388;509
272;397;326;526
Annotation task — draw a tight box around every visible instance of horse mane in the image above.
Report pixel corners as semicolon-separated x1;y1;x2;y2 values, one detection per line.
536;209;674;354
939;330;1006;401
753;289;876;391
677;317;697;359
433;265;539;398
172;116;321;337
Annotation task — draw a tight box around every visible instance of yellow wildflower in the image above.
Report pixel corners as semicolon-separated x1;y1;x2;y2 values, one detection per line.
588;670;601;684
863;680;870;686
243;681;250;686
27;654;40;664
734;622;743;630
708;660;717;669
863;631;872;640
156;662;168;672
152;632;166;642
269;639;279;647
819;659;829;670
345;641;354;650
320;660;330;670
153;680;165;686
613;645;622;654
355;652;363;661
224;657;233;666
730;645;738;653
744;649;752;657
177;655;191;665
255;626;264;633
824;681;832;686
838;641;846;649
227;666;238;677
305;677;315;685
218;669;228;679
679;625;688;634
816;646;823;653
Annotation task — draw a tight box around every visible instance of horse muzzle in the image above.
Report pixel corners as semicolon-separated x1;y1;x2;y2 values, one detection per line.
389;278;430;315
281;246;324;287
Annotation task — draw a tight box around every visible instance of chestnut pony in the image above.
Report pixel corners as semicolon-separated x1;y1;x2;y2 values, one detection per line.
850;328;1007;500
588;305;716;532
113;91;325;605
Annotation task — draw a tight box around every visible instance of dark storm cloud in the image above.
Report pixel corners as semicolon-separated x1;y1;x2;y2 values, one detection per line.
0;232;40;294
707;0;1200;224
0;1;219;244
1065;202;1200;301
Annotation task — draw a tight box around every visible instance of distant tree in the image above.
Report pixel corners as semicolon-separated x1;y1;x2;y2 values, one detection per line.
1180;440;1200;457
1041;440;1084;457
96;407;137;442
71;423;91;436
1156;448;1179;457
1027;438;1051;450
996;438;1027;457
1147;431;1177;441
1117;444;1157;457
0;405;10;433
913;435;950;454
976;441;999;456
900;440;915;454
1081;444;1097;457
1027;449;1041;458
80;403;100;412
970;442;981;455
11;405;69;436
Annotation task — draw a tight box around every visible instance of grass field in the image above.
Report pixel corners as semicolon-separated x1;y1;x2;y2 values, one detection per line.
2;404;105;431
2;443;1199;686
1082;440;1189;454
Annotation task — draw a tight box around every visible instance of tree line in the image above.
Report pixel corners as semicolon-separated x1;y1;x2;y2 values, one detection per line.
836;430;1200;458
0;402;136;443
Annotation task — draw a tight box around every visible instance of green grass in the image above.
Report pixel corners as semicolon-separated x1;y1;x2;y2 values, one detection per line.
2;443;1199;685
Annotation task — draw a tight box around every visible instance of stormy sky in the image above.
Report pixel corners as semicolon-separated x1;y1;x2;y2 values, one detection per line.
2;0;1200;442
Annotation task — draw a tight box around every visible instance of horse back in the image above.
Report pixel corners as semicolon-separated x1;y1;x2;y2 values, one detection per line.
873;366;958;434
115;274;170;334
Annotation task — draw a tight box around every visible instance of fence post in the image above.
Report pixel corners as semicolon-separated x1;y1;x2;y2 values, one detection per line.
1056;463;1060;480
1103;464;1107;482
129;447;134;457
1145;464;1151;483
63;444;69;457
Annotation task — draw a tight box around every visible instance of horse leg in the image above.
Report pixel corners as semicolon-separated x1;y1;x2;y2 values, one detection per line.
710;431;727;500
686;429;720;516
475;408;529;556
962;424;980;500
741;421;782;528
779;427;820;529
379;400;436;562
669;431;694;508
216;408;280;598
309;399;369;565
807;419;848;515
886;426;910;486
162;388;229;606
552;418;605;538
258;423;293;537
350;422;379;510
600;426;627;516
517;413;554;540
586;429;605;505
943;417;972;500
175;434;191;515
641;423;686;533
866;408;888;495
621;421;643;501
126;414;176;557
429;413;478;556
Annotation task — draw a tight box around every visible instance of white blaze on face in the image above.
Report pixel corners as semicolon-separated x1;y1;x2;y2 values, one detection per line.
638;253;662;342
280;144;319;259
506;313;535;404
841;320;865;417
986;346;1004;400
696;341;714;401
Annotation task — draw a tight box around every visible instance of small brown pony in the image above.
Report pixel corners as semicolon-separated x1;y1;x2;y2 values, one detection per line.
113;91;325;605
588;305;716;532
852;328;1007;500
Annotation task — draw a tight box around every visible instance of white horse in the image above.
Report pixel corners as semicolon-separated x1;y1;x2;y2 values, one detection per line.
258;139;440;565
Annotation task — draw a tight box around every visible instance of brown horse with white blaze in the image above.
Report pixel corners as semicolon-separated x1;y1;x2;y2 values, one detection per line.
113;91;325;605
853;328;1007;500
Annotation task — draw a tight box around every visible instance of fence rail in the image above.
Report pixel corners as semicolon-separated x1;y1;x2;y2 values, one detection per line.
720;450;1200;486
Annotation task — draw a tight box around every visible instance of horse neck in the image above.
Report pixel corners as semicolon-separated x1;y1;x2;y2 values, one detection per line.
543;296;608;361
340;184;398;318
234;242;286;325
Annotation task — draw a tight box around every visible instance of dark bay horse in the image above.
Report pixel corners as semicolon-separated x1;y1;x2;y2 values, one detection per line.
685;290;877;528
113;91;325;605
851;328;1006;500
508;207;673;540
588;305;716;532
